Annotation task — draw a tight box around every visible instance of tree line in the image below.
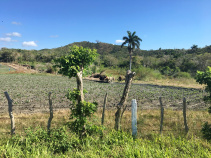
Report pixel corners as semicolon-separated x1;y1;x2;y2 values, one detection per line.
0;42;211;77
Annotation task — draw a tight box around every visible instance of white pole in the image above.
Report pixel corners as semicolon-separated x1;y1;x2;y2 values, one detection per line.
132;99;137;138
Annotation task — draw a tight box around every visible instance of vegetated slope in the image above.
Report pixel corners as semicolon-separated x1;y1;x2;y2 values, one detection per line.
0;41;211;76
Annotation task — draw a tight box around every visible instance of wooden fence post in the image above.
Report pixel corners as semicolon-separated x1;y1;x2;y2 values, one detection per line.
159;97;164;135
132;99;137;138
101;93;107;125
4;92;15;135
183;97;189;134
47;92;53;134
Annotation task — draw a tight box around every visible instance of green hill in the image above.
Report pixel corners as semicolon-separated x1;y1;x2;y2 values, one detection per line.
0;41;211;77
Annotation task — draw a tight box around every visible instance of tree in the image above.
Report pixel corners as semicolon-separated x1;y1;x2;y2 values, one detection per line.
54;45;98;103
0;50;15;62
196;66;211;140
190;44;198;54
191;44;198;51
121;31;142;70
114;70;135;130
196;66;211;99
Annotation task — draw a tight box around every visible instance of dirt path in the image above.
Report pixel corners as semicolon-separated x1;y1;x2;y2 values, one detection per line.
0;62;38;73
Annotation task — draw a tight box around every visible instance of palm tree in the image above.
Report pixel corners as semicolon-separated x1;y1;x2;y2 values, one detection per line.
121;31;142;70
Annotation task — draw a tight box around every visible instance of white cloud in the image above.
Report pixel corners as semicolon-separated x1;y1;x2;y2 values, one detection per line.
6;32;22;37
50;35;59;38
0;37;13;42
22;41;37;47
12;21;21;25
115;40;125;44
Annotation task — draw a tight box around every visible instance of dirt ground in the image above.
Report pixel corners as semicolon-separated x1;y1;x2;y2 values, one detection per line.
0;62;37;73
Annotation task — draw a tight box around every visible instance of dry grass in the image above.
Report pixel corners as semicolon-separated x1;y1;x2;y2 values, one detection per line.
133;78;204;89
98;69;204;89
1;108;209;138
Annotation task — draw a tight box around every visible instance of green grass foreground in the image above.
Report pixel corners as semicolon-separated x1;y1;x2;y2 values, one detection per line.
0;126;210;158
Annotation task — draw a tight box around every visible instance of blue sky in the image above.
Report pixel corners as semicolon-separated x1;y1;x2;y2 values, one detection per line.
0;0;211;50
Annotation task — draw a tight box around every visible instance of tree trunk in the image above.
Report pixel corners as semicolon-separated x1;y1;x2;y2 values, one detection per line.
129;52;132;71
76;70;84;103
114;70;135;130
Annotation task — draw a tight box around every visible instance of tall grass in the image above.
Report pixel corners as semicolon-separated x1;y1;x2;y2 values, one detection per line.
0;109;210;157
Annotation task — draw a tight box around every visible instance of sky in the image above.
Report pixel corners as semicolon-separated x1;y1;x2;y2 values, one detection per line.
0;0;211;50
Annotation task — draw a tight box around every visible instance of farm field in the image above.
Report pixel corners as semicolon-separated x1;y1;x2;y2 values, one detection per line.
0;73;210;157
0;73;208;114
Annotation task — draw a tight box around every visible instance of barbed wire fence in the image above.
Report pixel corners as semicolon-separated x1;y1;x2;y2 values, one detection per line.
0;89;210;136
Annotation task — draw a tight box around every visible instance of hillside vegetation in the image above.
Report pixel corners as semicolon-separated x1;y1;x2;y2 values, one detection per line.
0;42;211;82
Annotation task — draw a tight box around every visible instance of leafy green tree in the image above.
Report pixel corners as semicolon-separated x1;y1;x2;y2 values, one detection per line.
103;55;118;67
197;67;211;141
196;66;211;99
0;50;15;62
191;44;198;53
54;45;98;103
121;31;142;70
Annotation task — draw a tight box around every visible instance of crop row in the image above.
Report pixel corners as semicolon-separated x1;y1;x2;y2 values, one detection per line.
0;74;208;113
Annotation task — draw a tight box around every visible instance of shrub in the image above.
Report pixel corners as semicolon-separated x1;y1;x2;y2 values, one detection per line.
196;66;211;98
46;63;54;73
133;66;162;81
173;72;191;79
201;122;211;141
66;89;102;138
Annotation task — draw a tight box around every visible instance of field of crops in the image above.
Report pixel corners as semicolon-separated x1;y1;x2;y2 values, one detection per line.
0;73;208;113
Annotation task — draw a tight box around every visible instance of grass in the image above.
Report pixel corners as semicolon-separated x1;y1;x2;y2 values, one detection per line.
0;64;15;73
0;108;210;137
98;68;204;89
0;109;210;157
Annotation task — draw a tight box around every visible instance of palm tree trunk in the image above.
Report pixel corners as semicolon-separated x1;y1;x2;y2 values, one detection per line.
129;51;132;71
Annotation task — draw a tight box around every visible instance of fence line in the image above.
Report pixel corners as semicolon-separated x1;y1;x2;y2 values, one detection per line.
0;91;210;136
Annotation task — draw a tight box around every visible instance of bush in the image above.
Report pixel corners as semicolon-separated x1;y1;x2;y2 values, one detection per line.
35;64;46;72
201;122;211;141
133;66;162;81
66;89;102;138
196;66;211;98
173;72;191;79
46;63;54;73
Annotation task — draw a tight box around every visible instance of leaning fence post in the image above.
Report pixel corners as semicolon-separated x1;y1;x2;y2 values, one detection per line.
101;93;107;125
159;97;164;135
4;92;15;135
47;92;53;134
183;97;189;134
132;99;137;138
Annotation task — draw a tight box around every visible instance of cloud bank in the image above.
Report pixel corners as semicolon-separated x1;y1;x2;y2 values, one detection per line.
0;37;13;42
22;41;37;47
6;32;22;37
